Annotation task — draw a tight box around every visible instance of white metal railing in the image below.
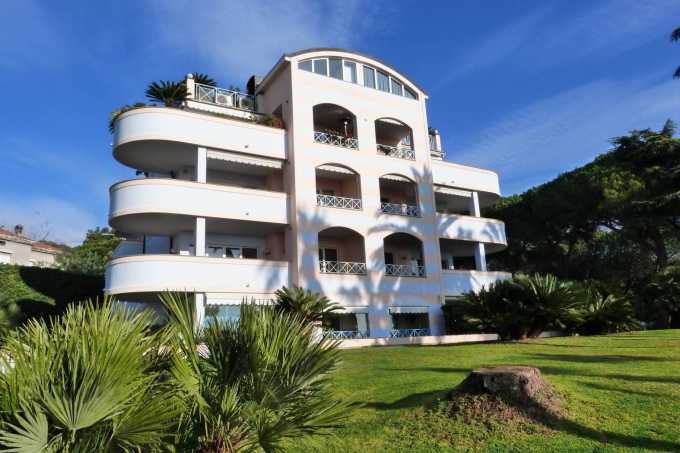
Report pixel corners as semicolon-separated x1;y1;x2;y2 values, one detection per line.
385;263;426;277
320;260;367;275
322;330;368;340
194;83;257;111
380;202;419;217
376;144;415;160
317;193;362;210
390;328;430;338
314;131;358;149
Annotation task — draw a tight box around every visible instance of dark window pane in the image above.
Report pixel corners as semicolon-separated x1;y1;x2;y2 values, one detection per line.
329;58;342;79
242;247;257;259
298;60;313;72
390;79;403;96
313;59;328;76
377;71;390;92
404;87;417;99
363;66;375;88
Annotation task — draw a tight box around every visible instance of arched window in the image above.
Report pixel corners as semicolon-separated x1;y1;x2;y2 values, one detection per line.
379;174;419;217
375;118;414;160
313;104;358;149
318;227;366;275
383;233;425;277
316;164;362;210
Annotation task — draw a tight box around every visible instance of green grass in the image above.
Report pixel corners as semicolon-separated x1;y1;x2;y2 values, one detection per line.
293;330;680;452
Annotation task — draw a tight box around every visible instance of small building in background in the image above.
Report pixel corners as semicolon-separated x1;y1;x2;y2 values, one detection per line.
0;225;64;267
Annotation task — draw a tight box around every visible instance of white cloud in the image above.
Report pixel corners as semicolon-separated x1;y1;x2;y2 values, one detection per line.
436;0;680;85
145;0;385;80
0;196;98;246
448;72;680;195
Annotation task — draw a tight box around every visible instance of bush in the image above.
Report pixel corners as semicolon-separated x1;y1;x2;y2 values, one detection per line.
0;264;103;326
273;286;340;324
578;284;640;335
443;274;582;340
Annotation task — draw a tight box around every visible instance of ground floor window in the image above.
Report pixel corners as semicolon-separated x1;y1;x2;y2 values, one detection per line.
323;312;369;339
390;312;430;337
205;305;240;324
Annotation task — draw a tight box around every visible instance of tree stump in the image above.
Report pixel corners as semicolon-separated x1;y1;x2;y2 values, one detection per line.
452;366;562;418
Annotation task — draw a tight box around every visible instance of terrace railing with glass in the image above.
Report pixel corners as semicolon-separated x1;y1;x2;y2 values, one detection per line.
390;328;430;338
194;83;257;111
385;263;426;277
314;131;358;149
317;193;362;210
322;330;368;340
376;144;415;160
380;202;419;217
319;260;367;275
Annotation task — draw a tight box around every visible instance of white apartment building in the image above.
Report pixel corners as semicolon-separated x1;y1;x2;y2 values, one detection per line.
105;48;510;340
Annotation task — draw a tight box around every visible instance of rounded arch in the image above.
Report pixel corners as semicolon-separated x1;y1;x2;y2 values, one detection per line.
315;163;362;205
313;103;357;138
379;172;414;184
378;174;419;216
317;226;367;274
382;232;426;277
375;118;414;155
316;162;359;175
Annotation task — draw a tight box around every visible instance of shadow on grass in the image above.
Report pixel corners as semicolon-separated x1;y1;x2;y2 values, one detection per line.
525;353;676;363
539;366;680;385
579;381;673;399
360;389;448;410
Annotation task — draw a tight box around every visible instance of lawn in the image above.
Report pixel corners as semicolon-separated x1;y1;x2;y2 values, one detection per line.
292;330;680;452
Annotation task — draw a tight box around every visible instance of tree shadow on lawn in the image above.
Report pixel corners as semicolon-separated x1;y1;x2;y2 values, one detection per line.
524;353;677;363
538;366;680;385
579;381;676;399
360;388;449;411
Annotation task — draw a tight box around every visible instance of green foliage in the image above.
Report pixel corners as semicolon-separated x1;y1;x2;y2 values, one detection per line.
443;274;582;340
160;292;347;451
0;299;181;451
145;79;187;107
487;122;680;325
274;286;340;324
578;283;640;335
641;265;680;328
58;227;121;276
193;72;217;86
0;264;102;326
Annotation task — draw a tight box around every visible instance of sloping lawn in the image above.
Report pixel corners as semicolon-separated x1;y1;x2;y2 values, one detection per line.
293;330;680;452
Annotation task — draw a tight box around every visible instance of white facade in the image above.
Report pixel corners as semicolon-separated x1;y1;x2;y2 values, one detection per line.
105;48;510;339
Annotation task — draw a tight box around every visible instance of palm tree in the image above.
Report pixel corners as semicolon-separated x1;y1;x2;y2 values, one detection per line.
578;285;639;334
160;292;346;452
673;26;680;78
145;80;188;107
273;286;340;324
192;72;217;86
0;299;181;451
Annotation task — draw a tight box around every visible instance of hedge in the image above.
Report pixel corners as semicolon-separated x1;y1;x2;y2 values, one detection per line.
0;264;104;323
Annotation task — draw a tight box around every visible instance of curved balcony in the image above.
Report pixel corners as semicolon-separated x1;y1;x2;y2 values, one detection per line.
431;160;500;205
113;107;286;172
105;255;290;295
441;270;512;295
436;214;507;252
109;179;288;232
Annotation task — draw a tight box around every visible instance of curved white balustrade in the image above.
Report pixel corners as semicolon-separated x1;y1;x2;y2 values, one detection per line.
113;107;286;170
109;179;288;226
437;214;507;251
432;160;501;200
105;255;290;295
441;270;511;295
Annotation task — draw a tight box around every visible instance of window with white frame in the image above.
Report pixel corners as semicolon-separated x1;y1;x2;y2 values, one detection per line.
298;56;418;100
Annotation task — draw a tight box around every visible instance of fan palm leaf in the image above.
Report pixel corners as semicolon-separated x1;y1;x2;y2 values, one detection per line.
145;80;187;107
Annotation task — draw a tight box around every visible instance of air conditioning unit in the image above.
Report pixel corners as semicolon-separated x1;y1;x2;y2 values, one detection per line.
215;91;232;106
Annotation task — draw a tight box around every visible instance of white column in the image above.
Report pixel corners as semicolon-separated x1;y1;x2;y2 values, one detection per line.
469;191;481;217
474;242;487;271
185;74;195;100
196;146;207;183
194;293;205;328
195;217;206;257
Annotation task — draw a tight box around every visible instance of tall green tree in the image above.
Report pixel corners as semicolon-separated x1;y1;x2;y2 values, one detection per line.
57;227;121;276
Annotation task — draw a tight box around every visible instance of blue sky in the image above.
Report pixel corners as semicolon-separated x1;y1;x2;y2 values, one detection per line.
1;0;679;245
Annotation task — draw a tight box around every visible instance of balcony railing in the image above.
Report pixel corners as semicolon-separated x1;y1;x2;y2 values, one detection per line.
385;263;426;277
194;83;257;111
390;328;430;338
380;202;419;217
322;330;368;340
317;193;362;210
376;144;415;160
314;131;358;149
320;260;367;275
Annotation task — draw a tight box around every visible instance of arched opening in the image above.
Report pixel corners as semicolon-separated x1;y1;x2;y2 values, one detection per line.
383;233;425;277
316;164;362;210
313;104;358;149
379;174;419;217
375;118;414;160
318;227;366;274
